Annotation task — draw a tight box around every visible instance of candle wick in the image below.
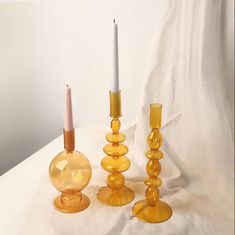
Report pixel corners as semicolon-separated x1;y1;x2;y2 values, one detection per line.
113;18;115;23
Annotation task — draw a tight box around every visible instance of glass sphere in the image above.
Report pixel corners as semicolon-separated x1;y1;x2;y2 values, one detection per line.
145;186;160;205
107;173;125;189
49;150;92;194
148;129;162;150
111;118;121;133
146;159;161;177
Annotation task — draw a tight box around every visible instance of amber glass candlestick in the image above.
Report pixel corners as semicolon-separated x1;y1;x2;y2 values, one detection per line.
132;103;172;223
49;129;92;213
97;91;135;206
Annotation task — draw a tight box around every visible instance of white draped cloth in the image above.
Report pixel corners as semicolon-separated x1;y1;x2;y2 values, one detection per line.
134;0;234;234
0;0;233;234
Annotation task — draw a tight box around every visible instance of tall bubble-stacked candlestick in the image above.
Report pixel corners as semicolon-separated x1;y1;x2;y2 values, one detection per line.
49;86;92;213
97;91;135;206
132;103;172;223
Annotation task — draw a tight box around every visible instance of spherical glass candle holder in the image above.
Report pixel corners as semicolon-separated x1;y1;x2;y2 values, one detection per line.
49;129;92;213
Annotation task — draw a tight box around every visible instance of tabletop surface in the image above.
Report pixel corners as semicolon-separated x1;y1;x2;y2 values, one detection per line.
0;128;233;235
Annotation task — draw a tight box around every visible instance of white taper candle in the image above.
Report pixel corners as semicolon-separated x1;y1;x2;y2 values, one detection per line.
112;19;120;92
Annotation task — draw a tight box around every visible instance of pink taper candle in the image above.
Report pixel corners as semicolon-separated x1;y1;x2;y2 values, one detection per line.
64;85;74;131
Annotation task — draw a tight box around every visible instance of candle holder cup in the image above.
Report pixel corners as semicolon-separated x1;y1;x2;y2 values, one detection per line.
132;104;172;223
97;91;135;206
49;129;92;213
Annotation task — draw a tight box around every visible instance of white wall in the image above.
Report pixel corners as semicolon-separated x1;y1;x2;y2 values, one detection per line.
0;0;162;174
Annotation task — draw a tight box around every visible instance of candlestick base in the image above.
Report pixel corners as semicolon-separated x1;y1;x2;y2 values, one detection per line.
54;192;90;213
97;186;134;206
132;200;172;223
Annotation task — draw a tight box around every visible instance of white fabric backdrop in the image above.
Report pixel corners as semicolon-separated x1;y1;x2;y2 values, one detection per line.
134;0;234;234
